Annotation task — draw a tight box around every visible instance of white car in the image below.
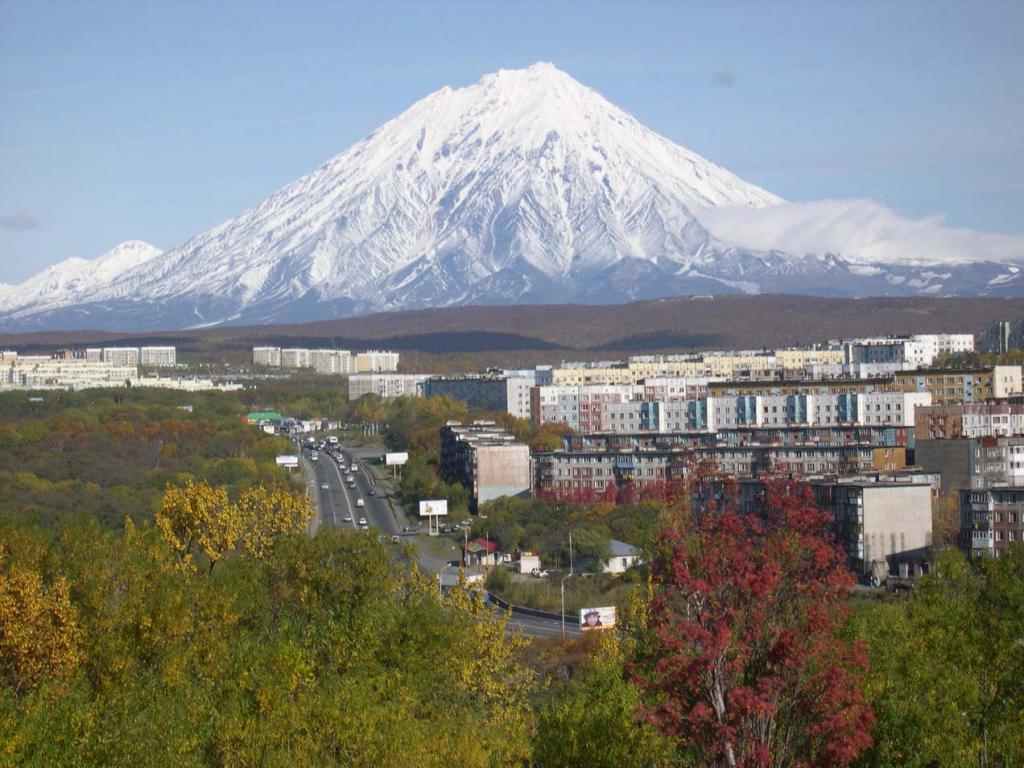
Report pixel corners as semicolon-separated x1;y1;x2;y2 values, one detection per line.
358;517;368;527
356;498;365;508
350;464;358;472
320;483;329;490
342;515;352;523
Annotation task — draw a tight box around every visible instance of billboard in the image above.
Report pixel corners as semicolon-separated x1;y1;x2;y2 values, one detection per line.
275;455;299;468
385;451;409;466
418;499;449;517
579;606;616;631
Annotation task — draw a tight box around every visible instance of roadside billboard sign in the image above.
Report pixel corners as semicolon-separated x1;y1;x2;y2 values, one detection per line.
385;451;409;466
275;455;299;469
579;606;616;631
419;499;448;517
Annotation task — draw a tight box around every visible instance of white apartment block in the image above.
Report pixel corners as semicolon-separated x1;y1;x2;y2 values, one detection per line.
844;334;974;367
102;347;140;366
312;349;353;375
1;357;139;391
280;348;313;368
139;346;177;367
348;373;427;400
534;389;932;434
253;347;282;366
252;346;397;372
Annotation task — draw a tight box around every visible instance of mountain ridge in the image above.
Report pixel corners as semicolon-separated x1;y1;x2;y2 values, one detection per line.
2;63;1022;332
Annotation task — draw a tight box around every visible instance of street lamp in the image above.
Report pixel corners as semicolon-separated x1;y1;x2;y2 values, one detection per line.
560;531;574;639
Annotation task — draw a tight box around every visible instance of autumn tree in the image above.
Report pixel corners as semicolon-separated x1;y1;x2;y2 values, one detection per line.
156;478;313;570
631;478;874;767
0;535;82;696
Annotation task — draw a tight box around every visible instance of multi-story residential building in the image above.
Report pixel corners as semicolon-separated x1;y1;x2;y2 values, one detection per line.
917;435;1024;492
252;346;282;367
533;444;907;501
311;349;353;375
101;347;140;367
347;373;428;400
843;334;974;367
424;374;537;419
440;421;532;512
535;390;930;434
354;350;400;372
139;346;177;367
564;425;914;453
959;487;1024;558
1;356;139;391
85;348;103;363
915;400;1024;440
891;365;1022;404
740;476;934;581
979;320;1024;354
280;348;313;368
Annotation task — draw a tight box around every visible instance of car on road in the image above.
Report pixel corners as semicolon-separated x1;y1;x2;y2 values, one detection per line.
358;517;368;527
345;475;354;483
356;498;365;508
350;464;358;472
531;568;550;578
368;488;375;496
391;535;400;544
342;515;352;523
320;483;329;490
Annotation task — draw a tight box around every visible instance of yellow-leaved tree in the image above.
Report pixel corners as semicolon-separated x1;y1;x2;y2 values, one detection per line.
0;542;82;696
156;479;313;571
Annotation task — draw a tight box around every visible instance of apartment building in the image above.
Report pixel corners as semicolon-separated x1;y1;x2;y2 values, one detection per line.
347;373;428;400
533;444;906;500
915;400;1024;440
440;421;532;512
311;349;353;375
1;356;138;391
740;476;934;581
139;346;177;367
252;346;282;366
979;320;1024;354
891;366;1021;404
101;347;141;367
916;435;1024;492
960;487;1024;558
843;334;974;366
355;350;400;372
564;425;913;454
280;348;313;368
535;390;930;434
424;374;536;419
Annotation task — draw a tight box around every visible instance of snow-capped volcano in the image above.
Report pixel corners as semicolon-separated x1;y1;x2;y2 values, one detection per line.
1;62;1022;331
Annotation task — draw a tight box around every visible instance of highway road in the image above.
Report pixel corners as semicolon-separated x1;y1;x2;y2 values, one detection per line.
302;439;580;639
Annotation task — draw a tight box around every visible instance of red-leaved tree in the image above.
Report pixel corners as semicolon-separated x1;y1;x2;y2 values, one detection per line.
630;478;874;767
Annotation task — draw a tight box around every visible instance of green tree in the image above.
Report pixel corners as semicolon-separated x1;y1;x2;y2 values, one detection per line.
858;548;1024;767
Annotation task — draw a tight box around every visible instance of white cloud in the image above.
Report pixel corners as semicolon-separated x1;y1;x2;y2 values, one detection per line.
694;199;1024;266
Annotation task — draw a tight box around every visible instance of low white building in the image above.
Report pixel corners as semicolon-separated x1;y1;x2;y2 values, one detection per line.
603;539;643;574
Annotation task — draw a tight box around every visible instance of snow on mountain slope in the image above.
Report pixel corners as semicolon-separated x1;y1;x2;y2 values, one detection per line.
0;241;161;314
1;62;1022;332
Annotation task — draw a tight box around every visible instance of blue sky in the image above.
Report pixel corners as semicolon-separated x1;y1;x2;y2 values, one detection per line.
0;0;1021;283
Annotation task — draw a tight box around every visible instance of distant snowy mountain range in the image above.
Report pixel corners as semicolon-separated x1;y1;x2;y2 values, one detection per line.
2;62;1022;332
